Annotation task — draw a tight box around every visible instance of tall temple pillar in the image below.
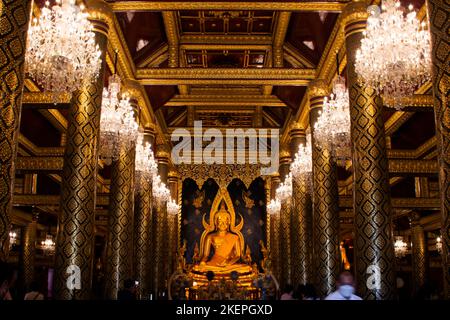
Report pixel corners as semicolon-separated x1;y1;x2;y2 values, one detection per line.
289;126;314;286
427;0;450;299
54;0;110;300
21;211;38;290
269;175;281;283
308;80;341;298
410;212;427;296
153;147;170;298
133;128;155;298
342;1;396;300
0;0;31;259
105;99;137;299
279;150;292;287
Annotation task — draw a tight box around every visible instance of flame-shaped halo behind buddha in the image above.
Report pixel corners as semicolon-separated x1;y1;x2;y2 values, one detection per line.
199;188;244;260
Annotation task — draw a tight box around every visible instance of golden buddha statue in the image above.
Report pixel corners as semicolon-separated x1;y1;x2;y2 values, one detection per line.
192;188;252;276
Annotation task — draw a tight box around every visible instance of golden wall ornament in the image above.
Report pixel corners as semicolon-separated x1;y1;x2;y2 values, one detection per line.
53;27;108;300
0;0;31;259
344;1;396;300
427;0;450;299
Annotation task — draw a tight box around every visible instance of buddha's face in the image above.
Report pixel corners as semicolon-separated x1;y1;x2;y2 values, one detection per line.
216;212;230;231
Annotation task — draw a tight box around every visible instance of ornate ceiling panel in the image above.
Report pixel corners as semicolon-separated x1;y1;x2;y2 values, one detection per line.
178;10;275;35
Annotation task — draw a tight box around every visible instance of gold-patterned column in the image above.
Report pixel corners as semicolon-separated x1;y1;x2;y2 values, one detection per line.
153;147;169;298
427;0;450;299
168;172;179;277
279;152;292;287
289;126;314;286
269;175;281;282
21;211;38;290
343;1;396;300
410;213;427;295
308;79;341;298
133;128;154;298
54;2;109;300
105;118;137;299
0;0;31;260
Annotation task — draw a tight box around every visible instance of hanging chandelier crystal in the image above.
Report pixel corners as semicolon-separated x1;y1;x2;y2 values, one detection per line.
26;0;102;95
314;75;351;159
291;133;313;183
355;0;431;109
167;199;180;215
152;174;171;206
275;173;292;202
41;234;56;255
267;199;281;216
436;236;443;255
394;235;408;258
135;131;158;186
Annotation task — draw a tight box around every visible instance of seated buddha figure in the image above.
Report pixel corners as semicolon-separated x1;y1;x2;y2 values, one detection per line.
193;202;252;274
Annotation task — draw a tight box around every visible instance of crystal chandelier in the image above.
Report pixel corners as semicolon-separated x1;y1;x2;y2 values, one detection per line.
99;74;122;164
152;174;171;206
314;74;351;159
167;199;180;215
394;235;408;258
355;0;431;109
117;96;139;147
9;231;17;248
291;133;313;186
99;54;139;164
436;236;443;255
267;199;281;216
135;131;158;186
26;0;102;96
275;173;292;202
41;234;56;255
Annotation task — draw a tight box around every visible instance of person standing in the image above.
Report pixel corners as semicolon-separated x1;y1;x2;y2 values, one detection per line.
325;271;362;300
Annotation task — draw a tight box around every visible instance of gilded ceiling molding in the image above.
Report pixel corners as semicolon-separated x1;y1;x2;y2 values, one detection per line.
164;95;286;107
136;68;316;86
162;11;179;68
137;44;168;68
18;135;65;156
283;43;315;68
180;43;271;50
22;92;71;104
110;1;347;12
180;35;272;45
385;111;414;136
15;157;64;172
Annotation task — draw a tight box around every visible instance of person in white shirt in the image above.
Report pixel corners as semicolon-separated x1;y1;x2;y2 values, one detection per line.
325;271;362;301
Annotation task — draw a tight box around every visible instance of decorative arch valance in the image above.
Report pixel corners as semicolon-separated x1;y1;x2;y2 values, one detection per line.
176;164;265;189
